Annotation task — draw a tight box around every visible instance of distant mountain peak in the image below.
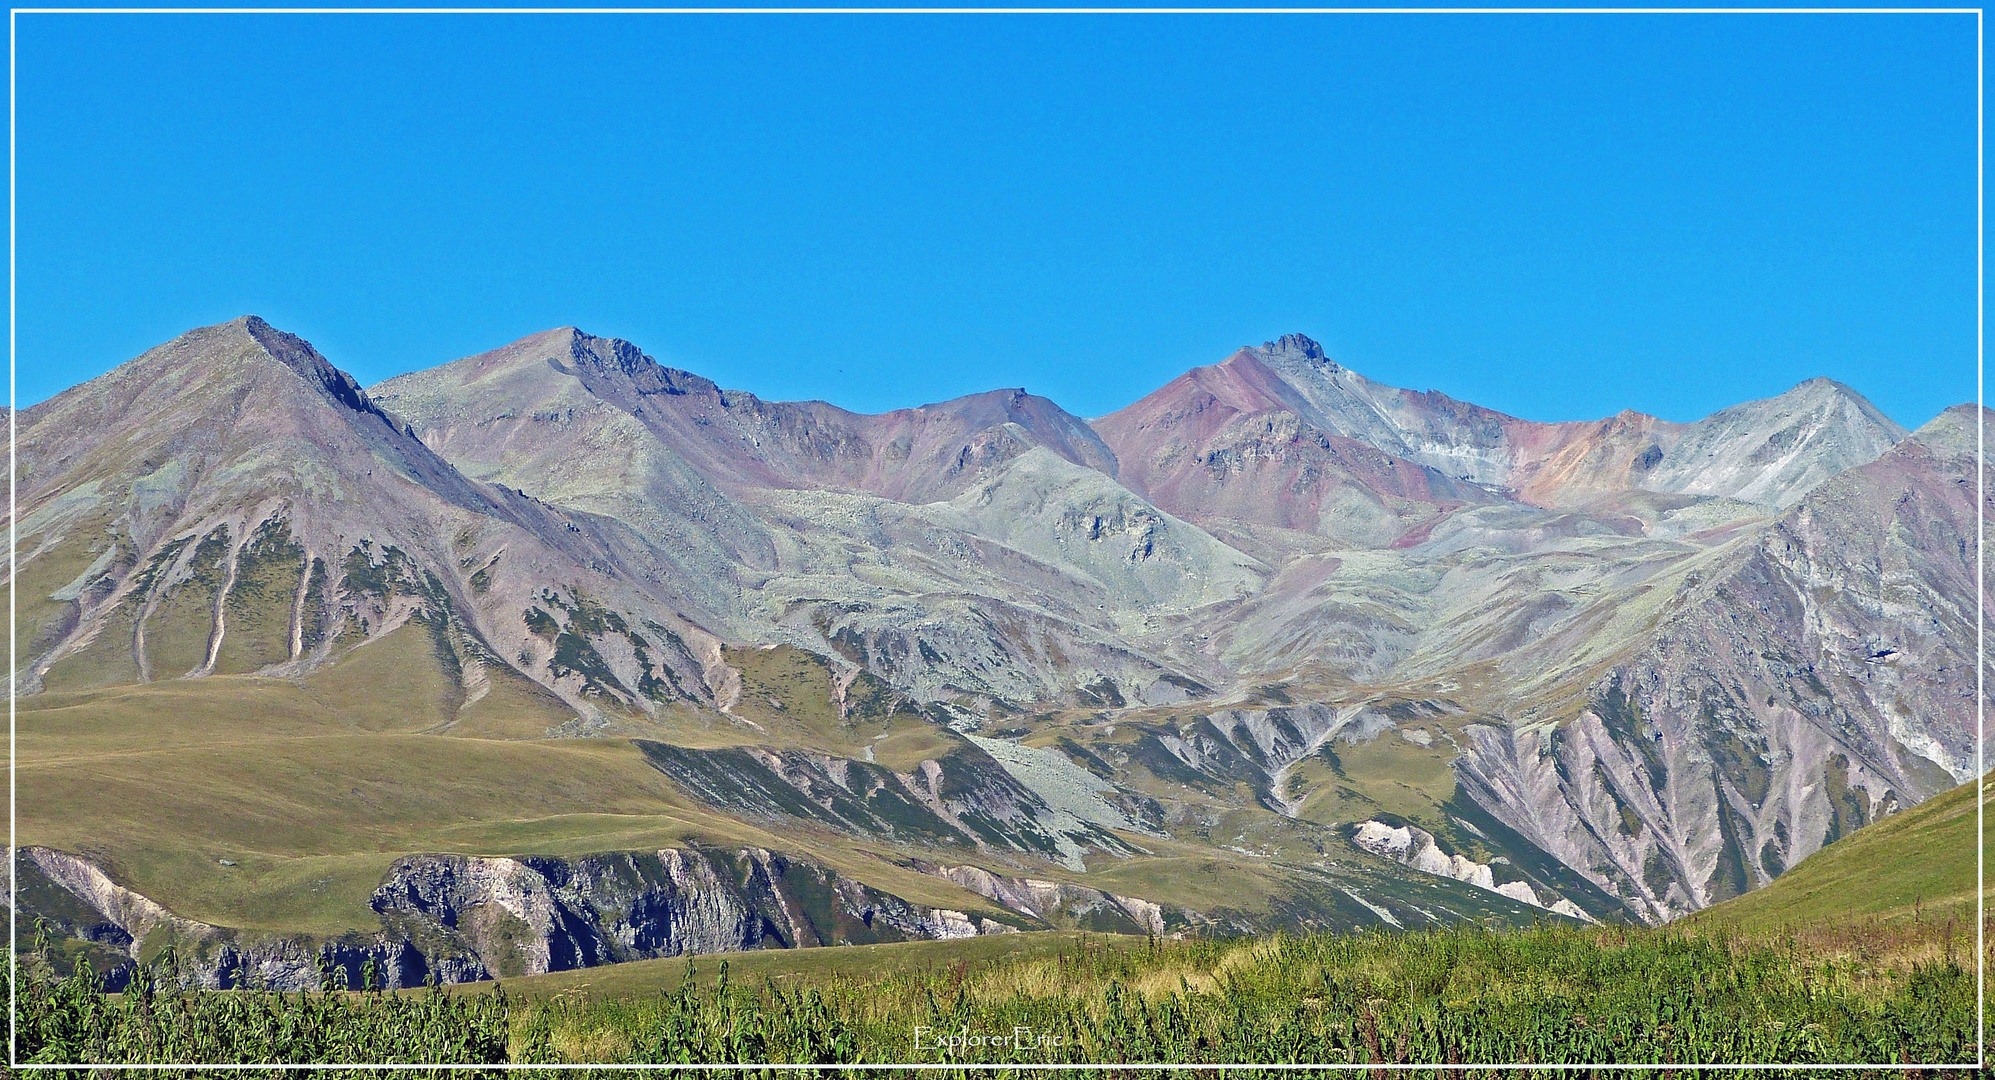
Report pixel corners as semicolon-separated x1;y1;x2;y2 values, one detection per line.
1632;374;1908;507
71;315;392;432
920;386;1035;414
1258;333;1328;363
1787;375;1866;401
1904;401;1985;458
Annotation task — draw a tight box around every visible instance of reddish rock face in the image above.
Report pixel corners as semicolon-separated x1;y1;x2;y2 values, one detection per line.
1091;347;1492;546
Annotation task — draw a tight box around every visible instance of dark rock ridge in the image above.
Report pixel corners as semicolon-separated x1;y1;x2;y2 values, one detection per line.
633;739;1137;872
367;848;1022;980
8;845;1020;991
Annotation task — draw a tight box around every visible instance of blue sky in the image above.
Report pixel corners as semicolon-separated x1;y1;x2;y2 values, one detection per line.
14;12;1979;428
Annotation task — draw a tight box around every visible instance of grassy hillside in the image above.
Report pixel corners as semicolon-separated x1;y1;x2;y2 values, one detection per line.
13;671;1026;937
1692;773;1991;933
505;926;1974;1067
16;642;1559;959
450;930;1143;1003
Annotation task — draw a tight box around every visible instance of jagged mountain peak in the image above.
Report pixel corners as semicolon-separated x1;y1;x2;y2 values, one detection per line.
1092;343;1492;547
1792;373;1862;395
1778;374;1905;424
21;315;516;532
374;328;735;441
911;386;1032;418
20;316;424;502
1257;332;1330;363
910;386;1120;480
547;328;678;383
379;332;1123;503
235;315;393;421
926;385;1028;408
40;315;372;420
423;325;699;390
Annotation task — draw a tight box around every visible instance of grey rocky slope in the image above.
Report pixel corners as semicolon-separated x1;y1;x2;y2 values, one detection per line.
370;328;1975;923
13;317;723;726
1452;404;1988;919
10;318;1978;973
373;327;1258;711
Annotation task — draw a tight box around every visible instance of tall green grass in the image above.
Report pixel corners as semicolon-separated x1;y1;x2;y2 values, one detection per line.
15;931;510;1073
14;917;1981;1075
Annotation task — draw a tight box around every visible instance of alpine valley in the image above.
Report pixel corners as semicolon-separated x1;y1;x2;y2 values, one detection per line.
9;317;1984;989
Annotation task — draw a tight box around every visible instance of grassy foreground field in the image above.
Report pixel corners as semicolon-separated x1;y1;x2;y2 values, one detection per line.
18;917;1980;1073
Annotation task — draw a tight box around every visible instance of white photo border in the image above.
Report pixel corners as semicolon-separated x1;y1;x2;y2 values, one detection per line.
3;6;1979;1070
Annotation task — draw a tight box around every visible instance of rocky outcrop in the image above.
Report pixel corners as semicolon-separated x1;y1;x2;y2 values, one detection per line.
1349;820;1593;922
369;848;1017;979
908;860;1169;936
9;845;1018;991
6;847;482;991
634;739;1136;871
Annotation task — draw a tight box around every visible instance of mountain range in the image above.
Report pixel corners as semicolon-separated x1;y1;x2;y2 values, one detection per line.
9;317;1982;986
